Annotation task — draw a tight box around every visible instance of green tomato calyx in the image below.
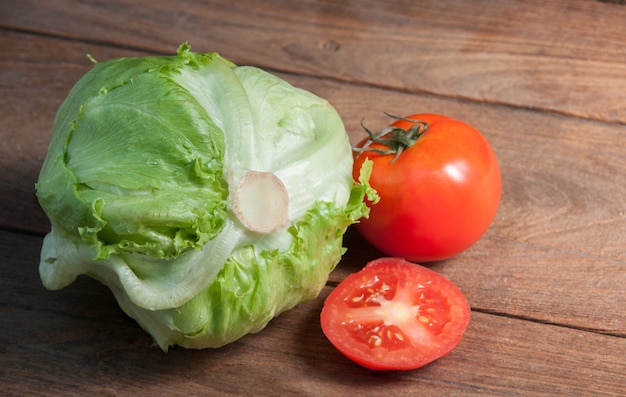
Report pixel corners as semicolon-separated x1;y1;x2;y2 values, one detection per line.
354;113;428;163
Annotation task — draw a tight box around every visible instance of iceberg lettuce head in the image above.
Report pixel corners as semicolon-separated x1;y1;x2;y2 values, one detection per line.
36;44;370;350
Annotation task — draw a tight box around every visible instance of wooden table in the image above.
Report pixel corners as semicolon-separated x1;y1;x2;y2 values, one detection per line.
2;1;625;395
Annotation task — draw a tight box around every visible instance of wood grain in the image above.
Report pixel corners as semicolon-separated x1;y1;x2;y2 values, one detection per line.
1;0;625;123
1;1;626;395
2;32;625;336
4;31;626;259
2;231;625;396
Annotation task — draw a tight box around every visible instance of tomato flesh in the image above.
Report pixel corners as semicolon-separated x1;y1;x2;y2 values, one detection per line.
320;258;470;370
353;113;501;262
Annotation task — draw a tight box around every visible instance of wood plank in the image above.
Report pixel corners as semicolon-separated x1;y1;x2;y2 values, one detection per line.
339;228;626;336
1;0;625;123
2;230;625;396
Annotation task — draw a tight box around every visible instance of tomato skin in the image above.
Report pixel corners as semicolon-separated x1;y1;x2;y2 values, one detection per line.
353;114;501;262
320;257;470;371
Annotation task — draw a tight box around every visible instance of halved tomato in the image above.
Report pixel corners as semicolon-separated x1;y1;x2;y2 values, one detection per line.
320;258;470;370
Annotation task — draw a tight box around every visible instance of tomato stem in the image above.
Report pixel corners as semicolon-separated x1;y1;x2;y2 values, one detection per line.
354;113;428;163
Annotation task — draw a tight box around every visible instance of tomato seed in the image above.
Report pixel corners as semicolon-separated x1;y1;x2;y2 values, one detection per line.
368;335;382;347
351;295;364;303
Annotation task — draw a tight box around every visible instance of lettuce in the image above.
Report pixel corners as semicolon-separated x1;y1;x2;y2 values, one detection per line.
36;44;370;350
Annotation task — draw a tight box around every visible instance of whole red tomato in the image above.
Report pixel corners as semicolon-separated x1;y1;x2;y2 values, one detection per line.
353;113;501;262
